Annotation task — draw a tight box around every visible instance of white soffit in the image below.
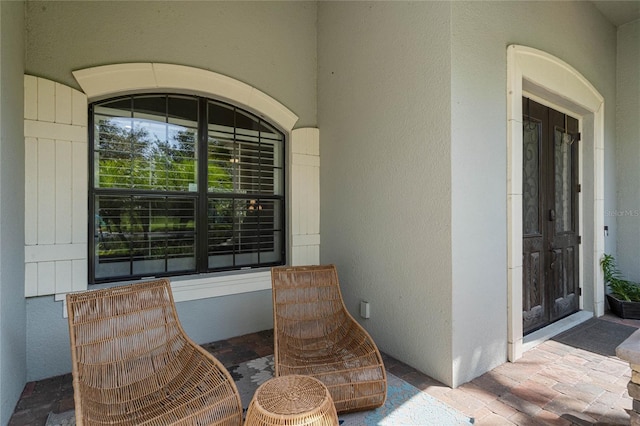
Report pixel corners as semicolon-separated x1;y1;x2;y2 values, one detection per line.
72;63;299;131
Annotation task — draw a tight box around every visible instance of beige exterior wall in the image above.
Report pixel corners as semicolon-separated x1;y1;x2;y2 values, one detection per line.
318;1;454;386
450;1;617;386
616;19;640;281
318;1;618;387
0;1;26;422
25;1;317;128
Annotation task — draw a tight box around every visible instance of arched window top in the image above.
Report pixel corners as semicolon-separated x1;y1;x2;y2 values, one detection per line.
73;63;298;132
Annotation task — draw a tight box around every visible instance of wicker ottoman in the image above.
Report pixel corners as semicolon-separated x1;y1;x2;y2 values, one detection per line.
244;375;339;426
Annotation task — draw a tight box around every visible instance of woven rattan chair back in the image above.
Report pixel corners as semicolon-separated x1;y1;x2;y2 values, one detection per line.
66;279;242;426
271;265;387;413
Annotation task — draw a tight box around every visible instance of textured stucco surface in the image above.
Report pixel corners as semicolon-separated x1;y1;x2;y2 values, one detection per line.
318;0;618;388
26;290;273;381
450;1;617;386
0;1;26;422
16;0;627;390
616;20;640;282
25;0;317;128
318;1;454;386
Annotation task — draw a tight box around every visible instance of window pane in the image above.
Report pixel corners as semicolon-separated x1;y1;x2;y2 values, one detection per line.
523;119;540;235
95;195;196;279
91;95;285;282
207;197;283;268
207;198;235;268
94;95;198;192
206;101;284;196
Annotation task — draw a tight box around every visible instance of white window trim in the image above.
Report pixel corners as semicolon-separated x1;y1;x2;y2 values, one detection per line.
73;63;298;131
27;65;319;311
506;45;605;361
70;63;306;303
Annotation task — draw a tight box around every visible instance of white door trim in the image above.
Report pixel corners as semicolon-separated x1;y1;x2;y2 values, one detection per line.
506;45;605;361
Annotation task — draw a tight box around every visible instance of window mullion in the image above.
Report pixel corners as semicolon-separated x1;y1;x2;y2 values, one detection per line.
197;98;209;273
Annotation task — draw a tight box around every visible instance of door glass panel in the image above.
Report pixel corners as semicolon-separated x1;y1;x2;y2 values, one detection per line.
523;119;540;235
554;128;572;232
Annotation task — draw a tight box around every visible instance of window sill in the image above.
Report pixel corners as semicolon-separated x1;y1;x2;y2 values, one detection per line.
169;269;272;302
55;269;272;317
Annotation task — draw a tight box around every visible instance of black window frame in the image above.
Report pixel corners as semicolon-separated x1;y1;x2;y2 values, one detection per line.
89;93;286;284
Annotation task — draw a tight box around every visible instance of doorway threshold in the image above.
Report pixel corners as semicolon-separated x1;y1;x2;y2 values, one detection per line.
523;311;594;352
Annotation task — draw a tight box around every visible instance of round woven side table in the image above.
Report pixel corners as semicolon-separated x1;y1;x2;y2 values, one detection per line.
244;375;339;426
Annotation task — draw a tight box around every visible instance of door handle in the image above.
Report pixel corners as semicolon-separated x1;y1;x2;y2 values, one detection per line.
549;209;556;221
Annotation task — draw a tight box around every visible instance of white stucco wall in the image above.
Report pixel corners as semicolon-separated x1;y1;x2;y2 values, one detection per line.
25;0;317;128
318;1;454;386
616;19;640;282
0;1;27;422
24;0;317;381
450;1;617;386
318;0;617;388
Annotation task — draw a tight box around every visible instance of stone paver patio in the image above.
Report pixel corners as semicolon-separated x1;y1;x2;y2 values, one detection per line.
9;314;638;425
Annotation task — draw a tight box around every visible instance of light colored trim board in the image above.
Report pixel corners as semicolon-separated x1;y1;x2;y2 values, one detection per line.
24;76;88;297
72;63;299;132
28;70;317;314
55;270;272;318
290;128;320;266
506;45;605;361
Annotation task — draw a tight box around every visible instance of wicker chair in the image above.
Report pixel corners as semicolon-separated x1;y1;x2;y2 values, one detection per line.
271;264;387;413
66;279;243;426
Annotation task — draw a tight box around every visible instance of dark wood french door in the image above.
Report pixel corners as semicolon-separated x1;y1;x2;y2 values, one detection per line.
522;98;580;335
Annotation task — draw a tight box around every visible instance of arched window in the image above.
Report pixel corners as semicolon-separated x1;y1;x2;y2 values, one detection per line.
90;94;285;282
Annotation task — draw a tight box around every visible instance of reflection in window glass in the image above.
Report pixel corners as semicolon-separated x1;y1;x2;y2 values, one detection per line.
91;94;285;283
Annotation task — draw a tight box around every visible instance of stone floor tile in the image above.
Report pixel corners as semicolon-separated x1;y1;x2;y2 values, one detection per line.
472;372;520;397
563;354;590;365
421;381;452;399
539;363;585;384
401;370;444;391
486;398;520;418
474;412;516;425
585;400;619;421
469;405;494;421
543;394;589;417
598;389;633;409
458;380;499;405
589;368;629;388
492;359;545;383
530;372;560;388
437;388;486;417
530;346;564;362
593;359;631;376
534;409;573;426
511;379;561;407
557;411;598;425
539;340;576;356
386;359;416;377
499;392;543;418
552;382;605;404
9;316;640;426
508;411;544;425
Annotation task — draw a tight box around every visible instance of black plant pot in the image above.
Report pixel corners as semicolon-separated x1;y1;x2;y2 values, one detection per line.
607;294;640;319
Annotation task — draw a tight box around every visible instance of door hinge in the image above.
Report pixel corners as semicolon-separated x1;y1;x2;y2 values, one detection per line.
578;287;582;296
577;184;581;193
576;132;581;141
578;236;582;244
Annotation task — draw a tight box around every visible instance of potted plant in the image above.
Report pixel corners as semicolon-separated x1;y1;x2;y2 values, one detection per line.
601;254;640;319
